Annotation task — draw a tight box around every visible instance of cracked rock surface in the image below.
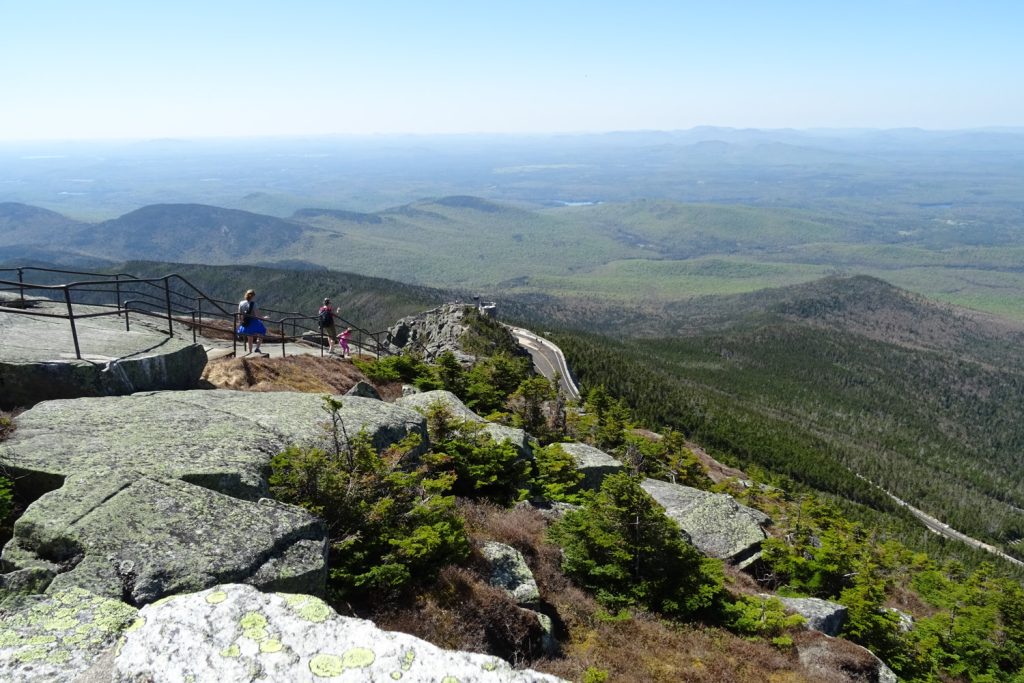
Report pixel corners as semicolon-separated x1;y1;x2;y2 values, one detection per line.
0;390;428;603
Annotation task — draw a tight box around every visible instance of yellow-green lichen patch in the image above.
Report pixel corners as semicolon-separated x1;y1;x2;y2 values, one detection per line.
391;673;402;681
309;653;345;677
341;647;375;669
239;611;270;642
220;643;241;658
482;660;498;671
94;600;137;632
12;645;50;663
284;594;332;623
401;649;415;671
125;617;145;633
441;677;460;683
260;638;284;654
43;615;78;632
206;590;228;605
0;588;138;669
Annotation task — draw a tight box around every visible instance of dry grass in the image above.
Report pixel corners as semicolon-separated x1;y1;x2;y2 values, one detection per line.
416;501;830;682
201;354;395;395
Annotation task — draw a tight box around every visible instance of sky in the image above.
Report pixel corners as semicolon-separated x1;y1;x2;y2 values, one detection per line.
1;0;1022;141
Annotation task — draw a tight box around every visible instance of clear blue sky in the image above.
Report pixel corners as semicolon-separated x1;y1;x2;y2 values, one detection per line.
1;0;1021;140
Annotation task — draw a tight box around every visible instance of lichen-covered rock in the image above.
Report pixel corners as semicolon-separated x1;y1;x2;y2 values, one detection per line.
113;584;565;682
0;391;427;603
554;443;623;491
481;541;540;605
0;586;137;683
767;595;848;636
397;390;534;459
640;478;770;564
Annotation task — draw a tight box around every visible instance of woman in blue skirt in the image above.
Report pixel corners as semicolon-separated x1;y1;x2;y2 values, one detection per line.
237;289;268;355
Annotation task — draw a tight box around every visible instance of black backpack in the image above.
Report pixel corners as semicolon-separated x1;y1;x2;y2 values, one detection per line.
240;301;254;325
318;307;333;328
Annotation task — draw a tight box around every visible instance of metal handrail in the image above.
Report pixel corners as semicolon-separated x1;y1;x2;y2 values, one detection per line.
0;266;395;361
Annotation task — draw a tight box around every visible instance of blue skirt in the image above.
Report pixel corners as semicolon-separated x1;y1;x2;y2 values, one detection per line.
237;319;267;336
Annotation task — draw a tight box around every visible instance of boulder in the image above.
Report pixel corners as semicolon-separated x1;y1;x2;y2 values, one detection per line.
768;595;848;636
480;541;540;606
0;391;428;603
113;583;565;682
0;587;137;683
397;390;534;459
796;631;898;683
640;478;770;564
0;344;208;410
554;442;623;491
345;380;382;400
398;389;482;422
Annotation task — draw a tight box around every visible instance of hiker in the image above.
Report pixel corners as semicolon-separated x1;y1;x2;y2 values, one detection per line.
338;327;352;358
318;297;340;353
237;289;267;355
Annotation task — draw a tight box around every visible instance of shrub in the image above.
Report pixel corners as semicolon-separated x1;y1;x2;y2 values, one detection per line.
531;443;586;504
722;595;805;643
353;353;434;384
549;473;723;618
424;403;529;503
269;397;469;603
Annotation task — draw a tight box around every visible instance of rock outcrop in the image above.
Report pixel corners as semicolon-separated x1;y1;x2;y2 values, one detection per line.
640;477;770;565
397;390;534;459
386;303;477;362
0;390;427;603
554;442;623;490
113;584;565;682
769;595;849;636
0;299;208;410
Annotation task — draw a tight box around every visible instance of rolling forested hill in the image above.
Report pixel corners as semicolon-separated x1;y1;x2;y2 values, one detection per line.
547;276;1024;565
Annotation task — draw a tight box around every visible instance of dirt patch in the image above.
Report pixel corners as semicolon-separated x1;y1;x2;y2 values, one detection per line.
202;354;386;395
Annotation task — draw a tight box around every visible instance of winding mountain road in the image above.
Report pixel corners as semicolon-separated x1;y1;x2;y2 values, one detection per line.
507;325;581;401
856;474;1024;569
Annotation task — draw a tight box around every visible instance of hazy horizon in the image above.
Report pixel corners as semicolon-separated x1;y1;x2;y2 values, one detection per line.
2;1;1021;141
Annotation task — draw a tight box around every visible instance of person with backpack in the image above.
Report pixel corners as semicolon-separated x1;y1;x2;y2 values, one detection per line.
237;289;267;355
317;297;340;354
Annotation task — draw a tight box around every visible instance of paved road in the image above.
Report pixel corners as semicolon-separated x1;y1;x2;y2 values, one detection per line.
507;326;581;400
856;474;1024;569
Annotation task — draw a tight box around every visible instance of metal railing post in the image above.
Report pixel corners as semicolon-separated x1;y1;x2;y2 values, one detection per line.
63;286;82;359
192;311;198;343
280;322;286;357
232;313;238;357
163;278;173;336
125;304;131;332
115;275;122;316
17;268;24;303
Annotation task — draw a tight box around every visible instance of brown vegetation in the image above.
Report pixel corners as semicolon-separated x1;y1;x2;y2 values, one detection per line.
372;500;832;682
201;354;402;398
